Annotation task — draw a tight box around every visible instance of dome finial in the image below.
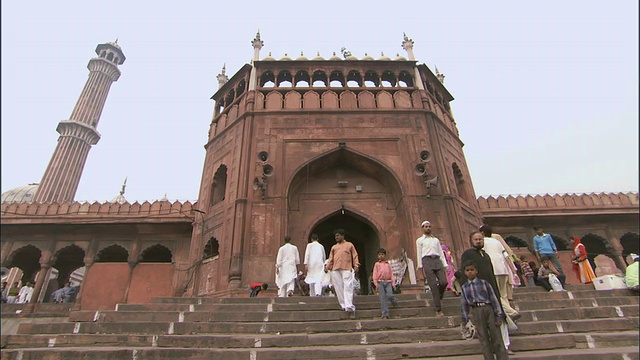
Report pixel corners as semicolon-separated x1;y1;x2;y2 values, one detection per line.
401;33;416;60
110;177;128;204
120;177;127;196
435;65;445;84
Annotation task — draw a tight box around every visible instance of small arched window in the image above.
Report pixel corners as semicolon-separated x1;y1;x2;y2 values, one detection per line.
203;237;220;259
210;165;227;206
452;163;471;203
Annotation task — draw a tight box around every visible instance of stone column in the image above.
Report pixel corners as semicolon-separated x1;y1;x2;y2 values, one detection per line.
72;257;94;311
122;260;138;303
30;262;52;305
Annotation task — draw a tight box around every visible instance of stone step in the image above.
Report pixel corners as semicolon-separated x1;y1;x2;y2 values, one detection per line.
2;284;636;360
107;288;635;313
424;345;640;359
14;313;638;337
143;286;629;305
65;302;638;325
2;332;638;360
4;324;638;352
0;333;617;360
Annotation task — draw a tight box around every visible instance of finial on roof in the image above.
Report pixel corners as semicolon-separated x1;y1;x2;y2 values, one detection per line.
217;64;229;88
160;193;169;202
340;47;352;58
110;177;128;204
120;177;127;196
401;33;415;60
115;38;119;44
252;31;264;50
435;65;445;84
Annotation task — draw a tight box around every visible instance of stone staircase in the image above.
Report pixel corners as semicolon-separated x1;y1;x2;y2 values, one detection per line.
1;284;638;359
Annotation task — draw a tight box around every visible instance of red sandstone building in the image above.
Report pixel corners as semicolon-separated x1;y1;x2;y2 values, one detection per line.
1;35;638;310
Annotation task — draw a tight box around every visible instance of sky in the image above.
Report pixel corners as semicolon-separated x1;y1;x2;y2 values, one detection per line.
1;1;638;203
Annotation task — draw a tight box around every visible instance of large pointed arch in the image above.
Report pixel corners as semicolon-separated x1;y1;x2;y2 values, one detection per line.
286;147;405;210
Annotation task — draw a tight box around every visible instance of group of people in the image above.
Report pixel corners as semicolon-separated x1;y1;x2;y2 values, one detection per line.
1;281;34;304
1;280;79;304
254;221;636;359
269;229;361;317
417;223;581;359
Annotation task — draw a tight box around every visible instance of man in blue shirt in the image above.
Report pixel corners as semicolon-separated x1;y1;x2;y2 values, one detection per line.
533;226;564;275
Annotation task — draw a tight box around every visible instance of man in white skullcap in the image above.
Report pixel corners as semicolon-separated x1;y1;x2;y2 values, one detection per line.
416;220;448;316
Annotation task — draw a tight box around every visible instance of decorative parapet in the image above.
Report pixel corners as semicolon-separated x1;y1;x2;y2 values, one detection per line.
0;200;196;225
478;192;639;216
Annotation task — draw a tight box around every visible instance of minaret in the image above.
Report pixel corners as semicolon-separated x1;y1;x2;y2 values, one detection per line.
34;41;125;203
248;31;264;91
217;64;229;89
401;33;425;91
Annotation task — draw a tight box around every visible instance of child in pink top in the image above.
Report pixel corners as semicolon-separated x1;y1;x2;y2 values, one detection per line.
372;248;399;318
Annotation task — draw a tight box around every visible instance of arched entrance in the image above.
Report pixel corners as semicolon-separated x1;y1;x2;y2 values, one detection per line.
286;147;411;296
310;209;380;295
4;244;42;284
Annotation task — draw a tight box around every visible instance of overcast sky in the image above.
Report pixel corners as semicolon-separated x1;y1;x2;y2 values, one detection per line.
1;1;638;203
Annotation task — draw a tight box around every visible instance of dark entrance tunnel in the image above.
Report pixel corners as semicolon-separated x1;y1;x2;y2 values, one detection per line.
311;210;379;295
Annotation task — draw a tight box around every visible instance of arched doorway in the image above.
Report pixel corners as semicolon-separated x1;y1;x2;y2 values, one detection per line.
582;233;620;272
286;147;410;296
310;208;380;295
42;245;86;302
4;244;42;285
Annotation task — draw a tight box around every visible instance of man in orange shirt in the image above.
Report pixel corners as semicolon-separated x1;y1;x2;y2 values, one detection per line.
325;228;360;317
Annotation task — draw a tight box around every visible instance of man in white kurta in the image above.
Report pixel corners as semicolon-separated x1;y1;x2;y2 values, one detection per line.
16;282;34;304
275;236;300;297
304;234;326;296
482;236;519;319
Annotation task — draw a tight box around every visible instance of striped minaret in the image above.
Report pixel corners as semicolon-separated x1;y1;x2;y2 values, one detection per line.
34;41;125;203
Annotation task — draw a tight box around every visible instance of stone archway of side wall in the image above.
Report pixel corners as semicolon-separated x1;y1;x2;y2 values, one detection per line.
4;244;42;284
306;208;381;295
581;233;624;273
620;233;640;264
80;263;129;310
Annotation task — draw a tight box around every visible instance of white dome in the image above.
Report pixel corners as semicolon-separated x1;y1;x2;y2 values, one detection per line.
1;184;39;204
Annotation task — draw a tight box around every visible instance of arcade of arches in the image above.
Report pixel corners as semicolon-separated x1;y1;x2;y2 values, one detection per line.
1;221;192;310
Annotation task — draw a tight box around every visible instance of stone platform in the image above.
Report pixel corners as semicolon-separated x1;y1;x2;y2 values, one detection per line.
1;284;638;359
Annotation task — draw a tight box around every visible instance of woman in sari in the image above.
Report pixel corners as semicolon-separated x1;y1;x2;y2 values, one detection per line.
571;235;596;284
441;243;457;291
